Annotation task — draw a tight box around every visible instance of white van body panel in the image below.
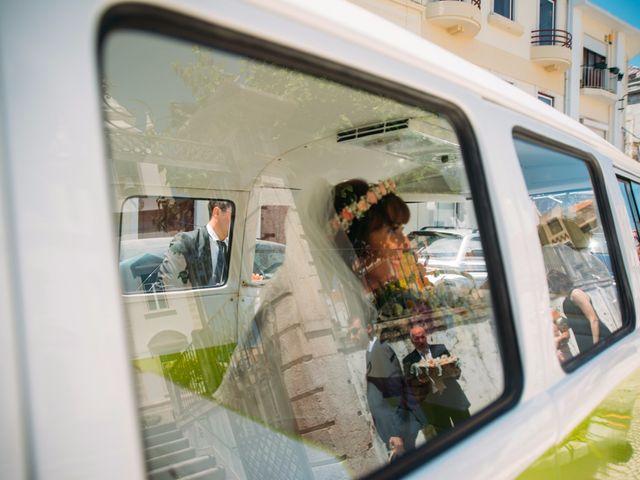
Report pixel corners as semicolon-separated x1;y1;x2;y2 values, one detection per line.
0;1;145;479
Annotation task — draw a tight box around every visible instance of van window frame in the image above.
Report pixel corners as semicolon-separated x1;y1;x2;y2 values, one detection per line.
513;128;635;372
99;5;523;476
117;195;237;293
617;175;640;231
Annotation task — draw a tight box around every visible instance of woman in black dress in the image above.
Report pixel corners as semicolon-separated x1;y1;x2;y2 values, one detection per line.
547;270;611;353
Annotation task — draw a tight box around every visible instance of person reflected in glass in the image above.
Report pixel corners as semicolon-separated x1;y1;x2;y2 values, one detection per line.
333;178;422;458
159;200;232;290
348;316;405;459
551;307;573;362
402;325;470;438
547;270;611;353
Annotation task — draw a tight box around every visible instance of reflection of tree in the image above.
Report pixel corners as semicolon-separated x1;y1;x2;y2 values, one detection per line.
172;46;231;104
152;197;195;234
172;46;409;133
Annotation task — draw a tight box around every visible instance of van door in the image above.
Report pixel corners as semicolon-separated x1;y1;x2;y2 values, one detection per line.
100;10;522;478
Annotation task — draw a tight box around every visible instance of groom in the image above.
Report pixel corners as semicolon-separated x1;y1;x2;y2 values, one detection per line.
159;199;232;290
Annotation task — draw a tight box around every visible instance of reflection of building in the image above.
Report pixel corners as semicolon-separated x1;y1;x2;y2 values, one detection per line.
347;0;640;151
538;200;596;247
259;205;288;244
571;199;598;231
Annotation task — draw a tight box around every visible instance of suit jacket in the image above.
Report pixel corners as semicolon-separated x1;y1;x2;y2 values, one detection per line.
159;226;224;289
402;344;470;411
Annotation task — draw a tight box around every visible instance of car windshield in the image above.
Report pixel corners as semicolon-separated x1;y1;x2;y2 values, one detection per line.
253;241;285;277
410;230;459;249
428;237;463;258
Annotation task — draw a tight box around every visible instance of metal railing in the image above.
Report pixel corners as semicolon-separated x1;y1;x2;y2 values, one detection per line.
531;29;572;48
167;344;208;415
581;66;617;94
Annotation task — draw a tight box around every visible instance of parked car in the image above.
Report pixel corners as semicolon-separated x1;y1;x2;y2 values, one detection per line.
409;228;487;287
252;240;286;279
119;237;285;293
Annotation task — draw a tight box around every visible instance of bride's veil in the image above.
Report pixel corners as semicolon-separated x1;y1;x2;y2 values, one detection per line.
296;177;376;327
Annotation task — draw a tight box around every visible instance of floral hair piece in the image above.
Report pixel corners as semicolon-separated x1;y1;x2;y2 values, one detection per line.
329;179;397;235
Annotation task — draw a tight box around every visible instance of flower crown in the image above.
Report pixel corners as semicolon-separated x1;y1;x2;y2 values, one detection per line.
329;179;397;235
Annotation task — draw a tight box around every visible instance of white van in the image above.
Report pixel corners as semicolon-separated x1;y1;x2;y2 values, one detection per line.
2;1;640;479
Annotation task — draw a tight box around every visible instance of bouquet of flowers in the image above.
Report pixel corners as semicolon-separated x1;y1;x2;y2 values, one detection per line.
409;354;460;394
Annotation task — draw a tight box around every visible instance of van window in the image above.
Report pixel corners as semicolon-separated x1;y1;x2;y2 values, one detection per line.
119;197;235;292
514;138;624;364
617;178;640;259
103;27;510;478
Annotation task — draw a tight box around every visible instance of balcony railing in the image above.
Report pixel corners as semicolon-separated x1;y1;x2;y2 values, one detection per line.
581;66;616;94
531;29;572;48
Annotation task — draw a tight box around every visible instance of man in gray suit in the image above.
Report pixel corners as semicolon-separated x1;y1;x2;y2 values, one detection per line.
158;200;232;290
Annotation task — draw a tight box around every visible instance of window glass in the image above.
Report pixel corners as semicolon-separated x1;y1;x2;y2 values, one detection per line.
514;138;623;364
252;189;289;281
103;28;507;478
582;48;608;90
119;197;234;292
618;178;640;259
537;93;554;107
539;0;556;33
629;183;640;226
494;0;513;19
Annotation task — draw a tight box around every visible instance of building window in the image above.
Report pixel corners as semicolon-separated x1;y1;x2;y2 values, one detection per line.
538;93;554;107
494;0;513;20
539;0;555;31
582;48;608;89
146;283;169;311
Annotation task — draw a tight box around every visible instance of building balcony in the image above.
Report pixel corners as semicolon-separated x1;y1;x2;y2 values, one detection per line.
580;66;618;103
530;29;572;72
424;0;481;38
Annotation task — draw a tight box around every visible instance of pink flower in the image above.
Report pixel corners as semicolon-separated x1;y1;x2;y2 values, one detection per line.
341;208;354;221
387;179;396;191
357;199;368;212
378;183;387;196
366;191;378;204
330;218;341;231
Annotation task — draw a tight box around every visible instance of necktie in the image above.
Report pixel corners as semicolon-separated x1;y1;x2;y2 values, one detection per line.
214;241;227;284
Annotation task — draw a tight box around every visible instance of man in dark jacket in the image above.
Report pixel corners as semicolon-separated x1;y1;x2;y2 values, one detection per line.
402;325;470;437
158;200;232;290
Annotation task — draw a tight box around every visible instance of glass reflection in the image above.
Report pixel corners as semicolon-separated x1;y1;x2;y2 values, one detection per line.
104;29;505;479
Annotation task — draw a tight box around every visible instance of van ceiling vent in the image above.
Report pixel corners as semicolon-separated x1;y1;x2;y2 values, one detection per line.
337;119;409;143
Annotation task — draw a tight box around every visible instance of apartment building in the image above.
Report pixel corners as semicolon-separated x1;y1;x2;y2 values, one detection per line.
626;66;640;160
348;0;640;152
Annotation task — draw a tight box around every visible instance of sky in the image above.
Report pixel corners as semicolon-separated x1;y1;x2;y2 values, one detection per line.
589;0;640;66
